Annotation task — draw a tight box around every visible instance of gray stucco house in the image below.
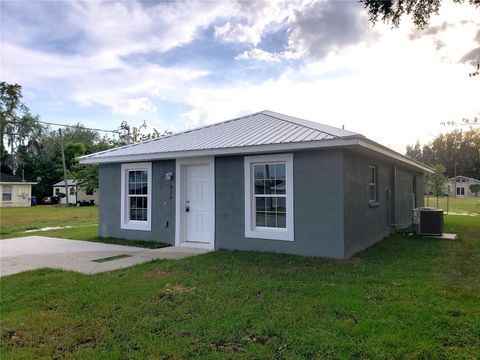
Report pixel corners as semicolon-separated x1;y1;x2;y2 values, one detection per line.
79;111;433;259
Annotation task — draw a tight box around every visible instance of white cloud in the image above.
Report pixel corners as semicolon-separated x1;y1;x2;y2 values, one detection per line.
57;1;235;56
1;0;229;112
181;6;480;153
113;97;157;116
2;0;479;153
214;0;293;45
216;0;376;62
235;48;301;62
288;0;377;59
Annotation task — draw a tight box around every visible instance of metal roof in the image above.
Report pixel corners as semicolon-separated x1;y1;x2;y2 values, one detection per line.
77;110;433;173
447;176;480;182
52;179;79;187
79;110;358;162
0;172;37;184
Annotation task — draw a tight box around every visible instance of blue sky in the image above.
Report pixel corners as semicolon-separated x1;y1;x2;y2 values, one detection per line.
1;0;479;152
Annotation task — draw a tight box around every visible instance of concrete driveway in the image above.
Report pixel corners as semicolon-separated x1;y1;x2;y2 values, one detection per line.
0;236;209;277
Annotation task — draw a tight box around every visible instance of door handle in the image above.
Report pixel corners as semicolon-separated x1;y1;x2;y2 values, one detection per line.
185;206;190;212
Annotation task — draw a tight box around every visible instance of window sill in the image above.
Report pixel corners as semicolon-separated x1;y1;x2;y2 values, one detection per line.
245;228;294;242
369;202;380;208
121;221;151;231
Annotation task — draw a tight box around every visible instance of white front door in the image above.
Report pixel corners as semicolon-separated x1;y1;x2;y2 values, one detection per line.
176;158;215;249
185;164;211;243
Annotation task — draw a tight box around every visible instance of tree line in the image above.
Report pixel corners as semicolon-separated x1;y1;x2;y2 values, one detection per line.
3;80;479;199
406;128;480;181
1;82;169;199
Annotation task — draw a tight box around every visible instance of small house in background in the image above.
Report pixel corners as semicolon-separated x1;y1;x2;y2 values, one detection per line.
445;176;480;197
52;179;98;205
0;173;37;207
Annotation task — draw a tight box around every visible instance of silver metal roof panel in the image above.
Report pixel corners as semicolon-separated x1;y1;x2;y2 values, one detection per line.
79;110;358;162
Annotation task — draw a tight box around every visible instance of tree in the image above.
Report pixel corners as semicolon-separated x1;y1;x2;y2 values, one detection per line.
361;0;480;76
116;120;172;144
71;164;99;193
405;129;480;180
406;140;422;161
428;164;447;196
470;183;480;196
0;82;44;173
361;0;480;29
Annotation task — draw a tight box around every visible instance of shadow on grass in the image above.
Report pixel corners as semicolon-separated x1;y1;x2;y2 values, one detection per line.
87;237;170;249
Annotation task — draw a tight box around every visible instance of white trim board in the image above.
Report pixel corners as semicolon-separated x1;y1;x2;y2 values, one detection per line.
120;162;152;231
175;157;215;250
244;153;294;242
79;138;353;164
79;137;433;174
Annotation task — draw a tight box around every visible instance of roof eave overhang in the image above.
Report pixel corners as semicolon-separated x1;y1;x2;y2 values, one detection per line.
356;138;434;174
0;182;37;185
78;136;433;174
78;138;358;164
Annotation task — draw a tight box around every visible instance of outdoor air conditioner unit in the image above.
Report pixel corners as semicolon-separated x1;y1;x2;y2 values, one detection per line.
413;207;444;236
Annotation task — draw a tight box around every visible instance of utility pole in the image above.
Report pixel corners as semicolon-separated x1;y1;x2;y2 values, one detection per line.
454;162;457;197
119;121;131;144
59;128;69;206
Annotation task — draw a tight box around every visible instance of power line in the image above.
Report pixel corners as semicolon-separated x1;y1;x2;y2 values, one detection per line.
39;120;117;133
440;122;480;127
4;120;118;133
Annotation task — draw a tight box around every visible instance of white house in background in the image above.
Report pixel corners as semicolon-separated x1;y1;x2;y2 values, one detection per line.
445;175;480;197
52;179;99;205
0;172;37;207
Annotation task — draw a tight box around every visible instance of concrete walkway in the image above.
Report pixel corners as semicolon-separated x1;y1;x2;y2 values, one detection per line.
0;236;210;277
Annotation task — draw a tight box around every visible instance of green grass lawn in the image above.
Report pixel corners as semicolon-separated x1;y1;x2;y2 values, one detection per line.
1;215;479;359
0;205;98;238
424;196;480;215
0;206;167;248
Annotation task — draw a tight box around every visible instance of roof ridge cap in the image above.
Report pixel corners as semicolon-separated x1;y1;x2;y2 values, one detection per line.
260;110;339;139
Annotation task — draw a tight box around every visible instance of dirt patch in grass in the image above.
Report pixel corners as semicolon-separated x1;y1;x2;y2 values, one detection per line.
156;284;196;300
212;334;270;353
145;269;172;278
2;330;30;346
245;334;269;345
214;339;245;352
336;311;358;325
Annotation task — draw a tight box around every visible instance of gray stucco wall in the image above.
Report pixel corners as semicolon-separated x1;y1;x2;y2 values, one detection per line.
343;151;392;258
98;161;176;244
214;149;345;258
395;166;424;229
97;149;426;259
343;150;426;257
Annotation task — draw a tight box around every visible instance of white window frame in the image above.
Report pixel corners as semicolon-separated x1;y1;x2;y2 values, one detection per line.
368;165;378;203
2;185;12;202
244;154;294;241
121;162;152;231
